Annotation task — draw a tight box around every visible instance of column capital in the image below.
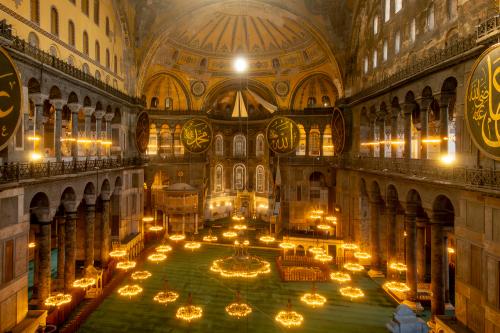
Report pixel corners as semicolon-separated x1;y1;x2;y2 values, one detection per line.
104;112;114;122
62;200;78;214
101;191;111;201
417;97;433;111
50;99;65;110
402;102;416;116
94;110;106;119
83;107;95;117
84;194;97;206
416;216;428;228
67;103;82;114
29;93;48;106
31;207;52;224
430;210;452;225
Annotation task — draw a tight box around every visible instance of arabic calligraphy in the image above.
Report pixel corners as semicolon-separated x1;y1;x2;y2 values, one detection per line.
181;118;213;153
466;44;500;159
135;112;150;154
0;47;21;151
266;117;300;154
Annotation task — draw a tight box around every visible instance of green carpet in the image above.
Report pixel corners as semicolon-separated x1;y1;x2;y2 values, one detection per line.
78;244;396;332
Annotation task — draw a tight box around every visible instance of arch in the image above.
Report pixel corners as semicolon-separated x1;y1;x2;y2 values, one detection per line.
142;72;191;110
233;163;246;190
406;189;422;207
256;133;265;157
386;184;399;203
68;92;78;104
101;178;111;196
256;165;265;193
113;108;121;124
290;73;338;111
28;78;41;94
29;192;50;214
432;195;455;217
233;134;246;157
28;31;39;47
49;86;62;99
296;124;306;156
215;164;223;192
359;178;368;197
68;20;75;46
214;134;224;156
60;186;77;212
50;6;59;36
114;176;122;190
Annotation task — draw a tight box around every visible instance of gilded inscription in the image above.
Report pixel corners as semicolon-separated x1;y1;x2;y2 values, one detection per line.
266;116;300;154
0;47;22;150
181;118;213;154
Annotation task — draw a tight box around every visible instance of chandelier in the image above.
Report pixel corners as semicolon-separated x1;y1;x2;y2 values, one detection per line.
225;292;252;318
156;244;173;253
317;224;331;230
149;225;164;232
279;242;296;250
176;294;203;322
223;231;237;238
259;235;275;244
341;243;359;250
45;293;72;307
184;242;201;250
300;284;326;308
148;253;167;262
339;286;364;300
210;241;270;278
116;260;136;270
389;262;407;272
275;300;304;328
131;271;152;280
314;253;333;263
203;235;218;242
154;289;179;305
142;216;154;222
330;272;351;283
308;246;324;255
73;277;96;288
233;224;247;230
109;249;127;258
353;252;371;259
169;234;186;242
118;284;143;298
384;281;410;293
343;263;364;272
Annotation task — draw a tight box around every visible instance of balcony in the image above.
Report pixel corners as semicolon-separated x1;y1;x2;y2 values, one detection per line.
0;157;146;185
477;15;500;43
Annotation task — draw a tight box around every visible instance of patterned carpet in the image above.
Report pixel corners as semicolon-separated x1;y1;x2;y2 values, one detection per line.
78;244;396;332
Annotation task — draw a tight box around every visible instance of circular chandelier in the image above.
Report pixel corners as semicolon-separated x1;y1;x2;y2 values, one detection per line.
232;215;245;221
149;225;164;232
169;234;186;242
109;249;127;258
73;277;96;288
233;224;247;230
275;300;304;328
203;235;218;242
142;216;154;222
184;242;201;250
131;271;152;280
339;286;364;300
279;242;296;250
210;241;270;278
45;293;72;307
225;292;252;319
116;260;136;270
353;252;371;259
309;214;322;219
259;235;275;244
317;224;331;230
343;263;364;272
311;209;324;215
341;243;359;250
389;262;407;272
118;284;143;298
300;285;326;308
314;253;333;263
330;272;351;283
308;246;324;255
148;253;167;262
384;281;410;293
223;231;237;238
176;294;203;322
325;215;337;223
156;244;173;253
154;290;179;305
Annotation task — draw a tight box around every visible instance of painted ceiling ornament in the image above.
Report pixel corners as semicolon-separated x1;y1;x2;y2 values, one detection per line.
180;118;213;153
331;107;346;155
274;81;290;97
465;43;500;160
0;46;22;151
135;111;150;154
266;116;300;154
191;81;206;97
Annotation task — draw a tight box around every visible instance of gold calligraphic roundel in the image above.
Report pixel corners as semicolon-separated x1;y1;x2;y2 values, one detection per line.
465;43;500;160
135;111;150;154
266;116;300;154
180;118;213;153
0;47;22;151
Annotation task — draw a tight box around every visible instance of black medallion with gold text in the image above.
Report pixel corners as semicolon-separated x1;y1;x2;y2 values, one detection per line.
465;43;500;160
0;46;22;151
180;118;213;154
135;111;150;154
266;116;300;154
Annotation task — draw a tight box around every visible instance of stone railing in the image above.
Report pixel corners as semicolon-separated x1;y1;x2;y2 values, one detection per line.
0;20;144;106
477;14;500;42
340;156;500;191
0;157;146;184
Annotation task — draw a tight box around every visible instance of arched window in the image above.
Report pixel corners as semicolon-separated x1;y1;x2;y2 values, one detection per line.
94;0;100;25
165;97;173;110
95;70;101;81
384;0;390;22
68;56;75;66
95;41;100;62
233;134;246;157
447;0;457;19
256;165;265;193
307;97;317;107
321;96;331;107
296;124;306;156
82;63;90;75
233;164;246;190
30;0;40;24
49;45;59;57
373;49;378;69
395;31;401;54
105;17;110;36
68;21;75;46
427;4;435;31
150;97;159;108
410;19;416;43
383;40;388;61
81;0;89;15
256;134;265;157
364;56;369;73
215;135;223;156
395;0;403;13
309;127;320;156
50;7;59;36
106;49;110;68
323;125;334;156
82;31;89;54
215;165;223;192
28;32;39;47
114;55;118;74
147;123;157;155
373;16;379;35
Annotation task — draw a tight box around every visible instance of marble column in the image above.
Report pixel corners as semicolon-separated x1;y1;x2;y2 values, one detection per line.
34;208;52;304
104;111;114;156
56;216;65;280
377;118;385;159
420;99;431;159
431;212;446;316
95;110;105;157
402;103;415;161
369;195;383;272
439;98;450;154
405;203;418;300
390;107;400;158
83;107;94;156
386;199;398;276
51;99;65;161
304;125;311;156
29;94;48;153
416;218;427;282
101;198;111;266
64;211;77;291
68;103;81;160
85;202;96;267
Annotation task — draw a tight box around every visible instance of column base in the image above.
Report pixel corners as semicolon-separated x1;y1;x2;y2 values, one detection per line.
368;269;385;278
402;300;424;314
